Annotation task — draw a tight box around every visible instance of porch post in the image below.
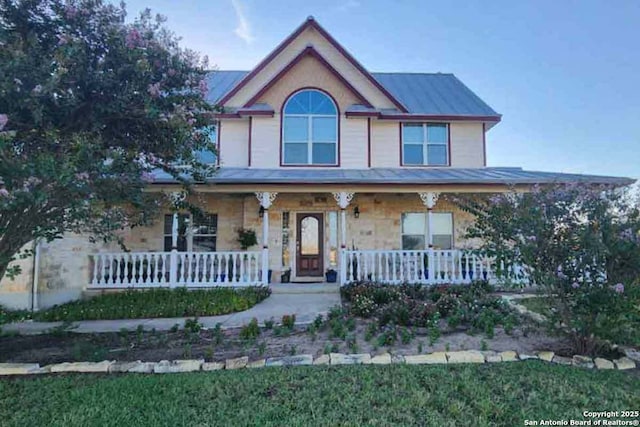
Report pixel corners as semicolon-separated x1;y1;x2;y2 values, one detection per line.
169;212;179;286
333;192;355;284
167;191;186;287
419;192;440;284
255;192;277;285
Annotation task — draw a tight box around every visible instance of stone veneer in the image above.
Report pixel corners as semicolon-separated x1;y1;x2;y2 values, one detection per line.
0;192;478;309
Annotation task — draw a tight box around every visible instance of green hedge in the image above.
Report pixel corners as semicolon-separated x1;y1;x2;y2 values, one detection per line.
31;287;271;321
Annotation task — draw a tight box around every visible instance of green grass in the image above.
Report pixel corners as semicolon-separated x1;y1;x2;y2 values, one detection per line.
518;296;552;316
24;287;271;322
0;363;637;426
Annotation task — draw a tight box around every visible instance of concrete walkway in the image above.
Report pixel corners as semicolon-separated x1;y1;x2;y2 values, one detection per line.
3;284;341;335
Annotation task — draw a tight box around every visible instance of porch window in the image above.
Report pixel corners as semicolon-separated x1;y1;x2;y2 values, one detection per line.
282;89;338;165
402;123;448;166
401;212;453;250
163;213;217;252
328;211;338;267
282;212;290;268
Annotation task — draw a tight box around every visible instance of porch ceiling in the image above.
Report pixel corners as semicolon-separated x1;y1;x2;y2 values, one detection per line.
149;167;634;193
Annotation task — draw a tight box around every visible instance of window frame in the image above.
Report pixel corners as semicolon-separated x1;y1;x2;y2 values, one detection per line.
281;88;340;167
163;213;218;252
400;122;450;167
400;212;454;250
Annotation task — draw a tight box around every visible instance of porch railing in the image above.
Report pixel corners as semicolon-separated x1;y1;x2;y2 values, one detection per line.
89;251;263;288
341;249;529;286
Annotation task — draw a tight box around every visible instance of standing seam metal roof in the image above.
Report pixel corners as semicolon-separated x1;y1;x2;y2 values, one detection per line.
205;70;499;117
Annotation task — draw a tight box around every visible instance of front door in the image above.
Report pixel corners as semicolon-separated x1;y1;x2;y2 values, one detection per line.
296;213;324;277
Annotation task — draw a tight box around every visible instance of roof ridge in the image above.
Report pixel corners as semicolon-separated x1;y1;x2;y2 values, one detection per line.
372;72;455;76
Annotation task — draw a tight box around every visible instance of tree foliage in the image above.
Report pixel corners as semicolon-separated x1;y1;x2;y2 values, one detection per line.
454;183;640;354
0;0;215;280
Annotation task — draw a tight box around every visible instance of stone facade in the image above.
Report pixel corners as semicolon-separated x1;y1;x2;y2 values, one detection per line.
0;191;479;309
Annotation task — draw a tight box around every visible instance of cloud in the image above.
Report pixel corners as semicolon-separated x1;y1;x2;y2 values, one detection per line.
334;0;360;12
231;0;254;44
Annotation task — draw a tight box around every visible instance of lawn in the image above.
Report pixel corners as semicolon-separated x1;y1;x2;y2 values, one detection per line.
1;287;271;323
0;363;638;426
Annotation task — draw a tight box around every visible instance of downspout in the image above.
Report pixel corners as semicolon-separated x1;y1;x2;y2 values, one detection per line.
31;240;41;312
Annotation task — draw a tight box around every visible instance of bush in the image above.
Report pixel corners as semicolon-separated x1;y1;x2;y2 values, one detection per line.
240;318;260;340
456;183;640;354
33;286;271;321
344;281;515;338
281;314;296;330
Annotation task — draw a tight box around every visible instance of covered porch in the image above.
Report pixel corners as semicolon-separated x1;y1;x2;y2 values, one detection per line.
88;186;524;289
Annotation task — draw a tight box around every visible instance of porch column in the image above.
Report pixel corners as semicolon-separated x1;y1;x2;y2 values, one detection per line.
167;191;186;286
419;192;440;284
332;192;355;284
255;192;278;285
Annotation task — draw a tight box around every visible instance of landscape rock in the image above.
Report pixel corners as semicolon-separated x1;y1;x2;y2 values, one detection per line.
265;355;313;367
594;358;614;370
621;347;640;363
247;359;266;369
537;351;555;362
49;361;113;373
614;357;636;370
446;351;484;364
370;353;392;365
405;352;447;365
391;354;405;364
110;361;154;374
485;354;502;363
499;351;519;362
153;359;203;373
552;355;573;365
330;353;371;365
202;362;225;371
0;363;41;375
313;354;330;365
519;353;539;361
572;355;594;369
225;356;248;370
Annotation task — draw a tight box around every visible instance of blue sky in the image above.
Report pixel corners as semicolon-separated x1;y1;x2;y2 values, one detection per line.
119;0;639;180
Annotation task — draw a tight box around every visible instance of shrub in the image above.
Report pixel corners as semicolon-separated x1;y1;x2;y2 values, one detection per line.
184;318;201;333
281;314;296;330
456;183;640;354
33;287;271;321
239;318;260;341
263;318;274;330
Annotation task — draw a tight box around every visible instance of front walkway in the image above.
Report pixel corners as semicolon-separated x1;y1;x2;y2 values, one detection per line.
3;284;341;335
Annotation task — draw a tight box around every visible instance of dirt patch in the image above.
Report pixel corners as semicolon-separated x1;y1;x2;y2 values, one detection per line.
0;319;573;365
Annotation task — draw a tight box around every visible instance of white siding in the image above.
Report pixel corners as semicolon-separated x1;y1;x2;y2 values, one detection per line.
341;117;368;169
370;121;399;168
250;116;280;168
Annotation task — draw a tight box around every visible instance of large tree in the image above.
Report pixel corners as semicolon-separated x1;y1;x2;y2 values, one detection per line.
0;0;215;280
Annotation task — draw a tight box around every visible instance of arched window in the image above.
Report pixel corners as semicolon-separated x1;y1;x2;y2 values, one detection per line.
282;89;338;165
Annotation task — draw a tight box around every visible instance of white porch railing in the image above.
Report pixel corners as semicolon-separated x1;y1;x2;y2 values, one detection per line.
89;251;263;288
342;249;529;285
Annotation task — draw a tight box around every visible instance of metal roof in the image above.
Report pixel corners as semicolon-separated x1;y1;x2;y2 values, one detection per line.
205;70;499;117
151;167;634;186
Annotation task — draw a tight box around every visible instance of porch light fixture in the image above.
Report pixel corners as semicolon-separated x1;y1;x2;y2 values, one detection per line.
259;206;265;218
353;206;360;219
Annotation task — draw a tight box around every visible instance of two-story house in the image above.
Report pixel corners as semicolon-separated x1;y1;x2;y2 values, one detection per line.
0;17;632;310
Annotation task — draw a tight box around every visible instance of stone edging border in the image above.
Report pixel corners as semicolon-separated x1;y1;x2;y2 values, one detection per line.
0;350;636;376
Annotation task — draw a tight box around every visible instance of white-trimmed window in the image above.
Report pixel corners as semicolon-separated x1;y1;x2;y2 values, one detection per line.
401;212;453;250
282;89;338;165
163;213;217;252
402;123;449;166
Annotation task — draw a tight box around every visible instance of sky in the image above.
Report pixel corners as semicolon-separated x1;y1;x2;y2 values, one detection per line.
117;0;639;181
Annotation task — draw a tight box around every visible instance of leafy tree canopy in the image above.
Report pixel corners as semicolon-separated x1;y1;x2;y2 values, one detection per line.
0;0;215;280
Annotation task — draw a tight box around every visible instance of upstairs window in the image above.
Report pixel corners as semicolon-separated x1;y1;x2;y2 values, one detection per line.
402;123;449;166
282;89;338;165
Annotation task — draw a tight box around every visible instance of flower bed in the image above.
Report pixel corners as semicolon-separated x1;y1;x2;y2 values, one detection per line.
341;281;518;344
29;287;271;321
